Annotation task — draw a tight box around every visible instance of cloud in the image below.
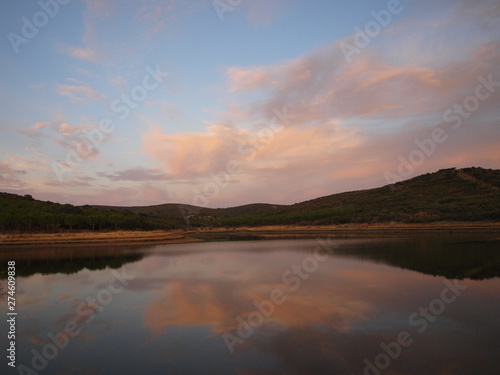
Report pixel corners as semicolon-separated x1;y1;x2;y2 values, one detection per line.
51;137;100;160
0;154;50;193
33;122;51;131
226;40;500;124
59;0;206;66
84;0;117;19
65;77;88;85
135;0;209;41
56;84;104;103
57;123;94;136
143;123;249;178
136;0;177;41
227;66;274;92
16;122;51;139
16;121;95;140
450;0;500;33
43;178;94;188
138;0;500;206
60;45;98;62
63;185;175;206
141;118;366;205
11;0;499;208
108;75;128;90
241;0;291;28
0;161;26;188
56;0;113;63
97;167;169;181
75;68;92;77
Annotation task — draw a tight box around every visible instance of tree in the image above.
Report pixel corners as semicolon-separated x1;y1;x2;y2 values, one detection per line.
109;213;126;230
64;214;79;230
123;215;141;230
86;215;95;231
39;213;53;232
20;213;37;232
0;213;12;232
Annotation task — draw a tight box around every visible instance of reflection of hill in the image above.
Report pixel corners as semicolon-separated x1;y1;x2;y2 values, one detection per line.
188;231;500;280
0;247;145;278
0;234;498;280
330;235;500;280
183;232;500;280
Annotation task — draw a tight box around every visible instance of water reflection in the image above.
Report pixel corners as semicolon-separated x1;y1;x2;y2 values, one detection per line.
1;235;498;375
0;246;146;278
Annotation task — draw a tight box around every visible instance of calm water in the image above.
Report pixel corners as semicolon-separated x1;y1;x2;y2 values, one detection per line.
1;234;499;375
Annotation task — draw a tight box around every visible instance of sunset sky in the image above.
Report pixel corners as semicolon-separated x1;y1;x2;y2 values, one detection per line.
0;0;499;207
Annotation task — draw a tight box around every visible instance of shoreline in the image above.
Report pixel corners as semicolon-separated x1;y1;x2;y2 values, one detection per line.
0;230;201;249
0;222;499;248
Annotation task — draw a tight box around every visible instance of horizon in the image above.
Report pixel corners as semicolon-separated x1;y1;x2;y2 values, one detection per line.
1;0;499;208
1;165;495;208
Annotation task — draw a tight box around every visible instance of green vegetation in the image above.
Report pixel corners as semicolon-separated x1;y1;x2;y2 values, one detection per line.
0;194;157;232
1;167;499;232
213;167;499;227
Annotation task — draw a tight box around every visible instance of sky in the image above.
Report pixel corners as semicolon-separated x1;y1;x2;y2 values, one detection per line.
0;0;499;207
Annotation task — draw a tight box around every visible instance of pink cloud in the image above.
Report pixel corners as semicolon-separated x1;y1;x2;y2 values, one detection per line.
84;0;117;18
227;66;273;92
242;0;291;28
97;167;169;182
66;185;175;206
142;123;249;178
0;161;26;188
10;0;499;208
57;123;94;136
56;84;104;103
16;122;51;139
63;46;98;61
32;122;51;131
138;5;500;207
227;39;500;124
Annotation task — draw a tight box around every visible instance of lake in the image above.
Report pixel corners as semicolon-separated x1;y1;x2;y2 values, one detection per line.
1;233;499;375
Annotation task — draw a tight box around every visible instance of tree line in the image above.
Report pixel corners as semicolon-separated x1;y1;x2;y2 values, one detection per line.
0;193;154;232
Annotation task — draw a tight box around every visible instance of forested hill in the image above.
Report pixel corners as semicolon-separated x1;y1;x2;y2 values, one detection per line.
0;167;499;232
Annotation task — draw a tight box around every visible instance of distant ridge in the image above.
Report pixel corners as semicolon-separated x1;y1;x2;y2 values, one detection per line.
1;167;499;231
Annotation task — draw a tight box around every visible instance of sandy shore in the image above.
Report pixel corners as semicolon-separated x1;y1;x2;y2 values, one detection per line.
0;230;201;248
1;222;499;248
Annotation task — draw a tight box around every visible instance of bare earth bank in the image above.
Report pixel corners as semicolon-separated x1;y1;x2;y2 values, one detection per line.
1;222;499;248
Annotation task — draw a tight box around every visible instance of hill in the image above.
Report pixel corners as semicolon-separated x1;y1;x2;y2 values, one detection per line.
216;166;499;226
0;167;499;232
